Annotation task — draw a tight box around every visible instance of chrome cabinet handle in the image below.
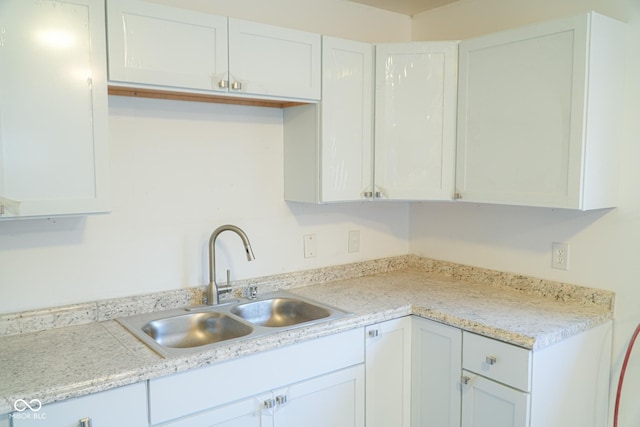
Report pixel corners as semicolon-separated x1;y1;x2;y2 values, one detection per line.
275;394;287;405
461;375;471;385
264;398;275;409
218;80;229;89
368;329;380;338
486;355;497;365
79;418;92;427
231;81;242;90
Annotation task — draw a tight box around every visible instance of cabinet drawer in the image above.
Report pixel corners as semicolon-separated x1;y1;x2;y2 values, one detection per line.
463;332;531;391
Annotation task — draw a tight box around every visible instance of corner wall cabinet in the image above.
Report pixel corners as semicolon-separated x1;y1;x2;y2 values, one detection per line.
107;0;321;102
374;42;458;201
0;0;110;219
284;36;374;203
284;40;457;203
11;382;147;427
455;11;625;210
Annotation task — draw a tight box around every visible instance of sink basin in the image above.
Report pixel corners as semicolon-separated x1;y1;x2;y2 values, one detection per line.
230;297;331;327
142;312;252;348
117;291;351;357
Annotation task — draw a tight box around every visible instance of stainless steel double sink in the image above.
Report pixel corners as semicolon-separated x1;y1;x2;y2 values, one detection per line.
117;291;350;357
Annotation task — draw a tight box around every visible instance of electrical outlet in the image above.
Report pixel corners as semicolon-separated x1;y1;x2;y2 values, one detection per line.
348;230;360;253
303;234;317;258
551;242;569;270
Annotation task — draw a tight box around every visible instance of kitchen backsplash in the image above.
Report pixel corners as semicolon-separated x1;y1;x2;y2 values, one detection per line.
0;255;614;337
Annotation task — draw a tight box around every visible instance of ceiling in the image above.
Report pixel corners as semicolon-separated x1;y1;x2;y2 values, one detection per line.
348;0;459;16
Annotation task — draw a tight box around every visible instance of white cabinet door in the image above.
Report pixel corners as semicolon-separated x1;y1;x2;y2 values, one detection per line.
159;393;269;427
107;0;229;92
461;371;530;427
374;42;458;201
411;317;462;427
275;365;365;427
283;36;373;203
456;12;625;210
0;0;109;219
11;383;148;427
365;317;412;427
227;19;321;101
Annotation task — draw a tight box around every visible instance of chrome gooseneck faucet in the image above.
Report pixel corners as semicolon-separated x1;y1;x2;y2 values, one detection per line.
207;224;255;305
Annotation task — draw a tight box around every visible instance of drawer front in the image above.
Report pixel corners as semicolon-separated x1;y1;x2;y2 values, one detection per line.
463;332;531;391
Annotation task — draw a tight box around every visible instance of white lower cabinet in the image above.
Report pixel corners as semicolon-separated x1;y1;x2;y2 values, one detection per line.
461;321;612;427
365;317;413;427
148;328;364;426
366;317;611;427
412;316;462;427
10;382;147;427
461;372;529;427
160;366;364;427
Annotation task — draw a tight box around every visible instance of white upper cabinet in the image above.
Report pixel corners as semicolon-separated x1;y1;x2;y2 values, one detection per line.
106;0;228;92
107;0;321;101
375;42;458;201
284;36;373;203
228;19;321;101
0;0;109;219
455;11;625;210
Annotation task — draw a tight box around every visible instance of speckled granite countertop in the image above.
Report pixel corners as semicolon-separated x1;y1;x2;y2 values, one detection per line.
0;256;614;414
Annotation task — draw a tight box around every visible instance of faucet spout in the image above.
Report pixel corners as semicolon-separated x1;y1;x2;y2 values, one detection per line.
207;224;255;305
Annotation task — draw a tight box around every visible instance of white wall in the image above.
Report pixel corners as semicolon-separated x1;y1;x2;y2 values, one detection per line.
0;0;411;314
410;1;640;426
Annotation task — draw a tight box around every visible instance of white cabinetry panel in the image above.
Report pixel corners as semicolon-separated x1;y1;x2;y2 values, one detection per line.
228;19;321;100
375;42;458;201
412;317;462;427
284;36;373;203
461;371;530;427
0;0;109;219
456;11;625;209
365;317;412;427
107;0;320;101
11;382;147;427
107;0;228;92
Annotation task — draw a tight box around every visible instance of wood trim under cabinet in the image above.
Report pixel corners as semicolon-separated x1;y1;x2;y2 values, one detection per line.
108;85;309;108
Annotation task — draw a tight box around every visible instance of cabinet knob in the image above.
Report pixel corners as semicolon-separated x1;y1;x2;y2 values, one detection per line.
485;355;497;365
461;375;471;385
218;80;229;89
453;192;462;200
231;81;242;91
275;394;288;405
363;191;373;198
368;329;380;338
264;398;275;409
79;418;92;427
374;191;381;198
